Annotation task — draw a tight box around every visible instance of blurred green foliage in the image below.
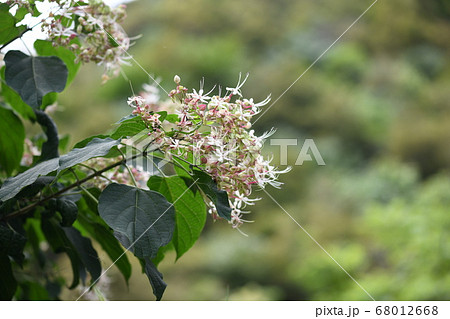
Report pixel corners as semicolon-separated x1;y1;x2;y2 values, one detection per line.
54;0;450;300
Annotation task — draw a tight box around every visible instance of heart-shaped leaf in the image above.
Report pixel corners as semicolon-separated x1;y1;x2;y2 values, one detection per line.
98;183;175;259
4;50;68;109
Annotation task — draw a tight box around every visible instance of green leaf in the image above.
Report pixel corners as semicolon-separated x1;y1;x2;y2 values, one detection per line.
148;176;206;259
34;39;81;86
0;3;27;45
98;183;175;259
191;169;232;221
59;137;120;171
0;158;59;202
78;214;132;284
117;114;137;123
143;257;166;301
110;117;147;139
56;198;78;227
156;111;167;122
14;7;29;21
0;105;25;175
34;110;59;161
1;67;36;120
0;253;17;300
165;114;179;123
41;218;82;289
72;135;110;149
25;221;46;268
4;50;68;109
63;226;101;284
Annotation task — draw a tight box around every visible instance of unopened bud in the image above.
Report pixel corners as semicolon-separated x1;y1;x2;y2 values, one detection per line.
174;75;181;84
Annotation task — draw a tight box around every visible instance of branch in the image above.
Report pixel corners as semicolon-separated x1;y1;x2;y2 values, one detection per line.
0;27;32;51
1;155;137;222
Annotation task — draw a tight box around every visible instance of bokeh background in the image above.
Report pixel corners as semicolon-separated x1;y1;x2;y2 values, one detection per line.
52;0;450;300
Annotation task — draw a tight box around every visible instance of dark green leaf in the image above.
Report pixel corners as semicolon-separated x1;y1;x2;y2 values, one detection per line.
98;183;175;259
59;137;120;171
0;253;17;300
15;176;54;199
143;257;166;301
192;169;232;220
78;213;132;284
56;198;78;227
34;110;59;161
0;105;25;175
0;158;59;202
4;50;68;109
148;176;206;259
41;218;82;289
63;227;101;284
0;3;27;45
34;39;81;86
151;242;173;267
72;134;110;149
1;68;36;120
110;117;147;139
0;222;27;264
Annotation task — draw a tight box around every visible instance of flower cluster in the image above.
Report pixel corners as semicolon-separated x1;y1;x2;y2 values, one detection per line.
40;0;130;82
128;75;290;228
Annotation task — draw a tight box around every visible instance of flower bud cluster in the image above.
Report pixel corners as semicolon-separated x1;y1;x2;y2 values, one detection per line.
128;76;290;228
40;0;130;82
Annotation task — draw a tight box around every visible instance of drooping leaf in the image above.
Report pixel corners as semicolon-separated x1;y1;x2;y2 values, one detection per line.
63;227;101;284
41;218;82;289
34;110;59;161
0;105;25;175
151;242;174;267
59;137;120;171
98;183;175;259
110;116;147;140
0;158;59;202
148;176;206;259
0;253;17;300
4;50;68;109
191;169;232;220
34;39;81;86
0;3;27;45
77;212;132;284
143;257;166;301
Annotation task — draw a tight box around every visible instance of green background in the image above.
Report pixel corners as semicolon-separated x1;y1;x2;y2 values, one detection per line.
50;0;450;300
